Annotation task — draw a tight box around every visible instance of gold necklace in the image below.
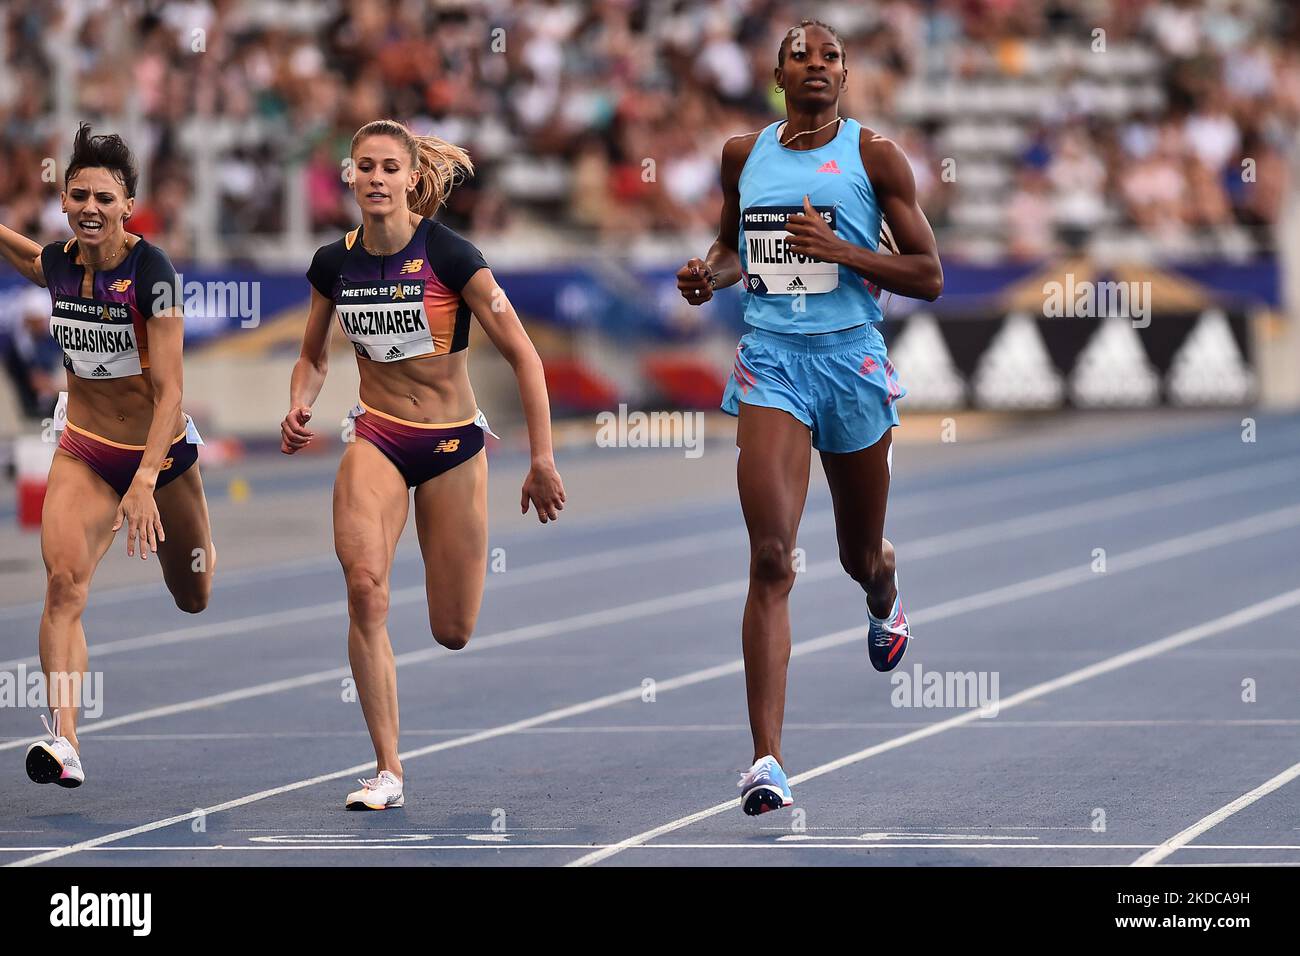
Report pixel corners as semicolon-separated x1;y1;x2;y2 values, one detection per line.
362;238;403;257
779;115;842;147
361;218;417;257
81;238;128;268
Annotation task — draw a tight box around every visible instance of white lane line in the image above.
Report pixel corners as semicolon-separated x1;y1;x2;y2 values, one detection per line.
775;832;1043;841
3;657;743;867
2;430;1284;623
5;475;1297;750
1157;862;1300;867
2;449;1292;672
762;825;1092;831
4;843;1300;854
1131;761;1300;867
0;503;738;623
566;584;1300;867
0;577;753;752
7;718;1297;744
891;454;1300;565
0;530;734;670
0;601;349;672
9;509;1300;868
0;557;336;622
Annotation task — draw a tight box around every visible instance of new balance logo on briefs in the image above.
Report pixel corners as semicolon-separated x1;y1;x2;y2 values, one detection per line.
817;160;841;174
91;364;110;377
384;346;404;360
434;438;461;453
786;276;806;291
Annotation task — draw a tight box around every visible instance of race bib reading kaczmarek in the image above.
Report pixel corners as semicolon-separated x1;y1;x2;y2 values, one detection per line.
742;205;839;295
335;280;434;362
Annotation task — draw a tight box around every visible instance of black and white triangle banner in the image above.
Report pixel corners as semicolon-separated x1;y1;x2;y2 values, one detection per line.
885;309;1254;409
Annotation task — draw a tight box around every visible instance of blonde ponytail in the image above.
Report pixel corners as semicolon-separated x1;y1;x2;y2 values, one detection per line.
350;119;474;218
409;134;474;218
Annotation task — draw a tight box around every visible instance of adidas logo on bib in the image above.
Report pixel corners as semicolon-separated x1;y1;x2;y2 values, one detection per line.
383;346;404;361
786;276;807;292
91;364;110;377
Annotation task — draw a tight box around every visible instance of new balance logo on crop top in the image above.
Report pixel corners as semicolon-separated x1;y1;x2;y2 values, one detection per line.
307;218;488;362
738;116;886;333
41;236;179;380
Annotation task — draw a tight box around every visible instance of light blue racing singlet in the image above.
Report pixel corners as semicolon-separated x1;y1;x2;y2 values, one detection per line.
738;117;884;333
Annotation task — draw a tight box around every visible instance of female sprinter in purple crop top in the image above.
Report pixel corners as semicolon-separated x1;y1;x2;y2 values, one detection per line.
0;124;216;792
281;119;566;811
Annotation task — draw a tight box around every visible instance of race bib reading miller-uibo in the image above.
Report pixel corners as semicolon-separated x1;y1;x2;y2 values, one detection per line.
335;280;433;362
742;205;839;295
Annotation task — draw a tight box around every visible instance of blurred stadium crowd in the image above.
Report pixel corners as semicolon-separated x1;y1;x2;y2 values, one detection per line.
0;0;1295;267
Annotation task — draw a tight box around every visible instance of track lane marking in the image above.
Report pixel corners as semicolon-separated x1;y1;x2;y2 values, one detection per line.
566;583;1300;866
1132;761;1300;867
9;505;1300;868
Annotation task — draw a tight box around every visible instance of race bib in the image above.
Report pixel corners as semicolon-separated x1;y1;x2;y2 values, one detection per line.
335;280;433;362
50;295;142;379
742;205;839;295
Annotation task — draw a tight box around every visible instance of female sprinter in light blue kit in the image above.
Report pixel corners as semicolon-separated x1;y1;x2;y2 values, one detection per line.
281;120;565;810
676;20;942;815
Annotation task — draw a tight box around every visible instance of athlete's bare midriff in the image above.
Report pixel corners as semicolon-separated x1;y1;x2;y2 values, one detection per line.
62;371;185;445
355;348;477;425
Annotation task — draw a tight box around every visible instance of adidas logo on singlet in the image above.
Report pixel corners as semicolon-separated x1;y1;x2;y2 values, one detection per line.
91;364;110;377
384;346;405;360
786;276;807;292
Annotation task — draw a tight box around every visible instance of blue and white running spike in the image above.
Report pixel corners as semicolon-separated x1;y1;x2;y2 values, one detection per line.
737;754;793;816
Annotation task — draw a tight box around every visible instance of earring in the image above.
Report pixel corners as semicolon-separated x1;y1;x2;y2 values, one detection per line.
775;85;784;92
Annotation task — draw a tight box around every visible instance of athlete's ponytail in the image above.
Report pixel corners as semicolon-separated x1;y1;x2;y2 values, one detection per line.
409;134;474;218
350;119;474;218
